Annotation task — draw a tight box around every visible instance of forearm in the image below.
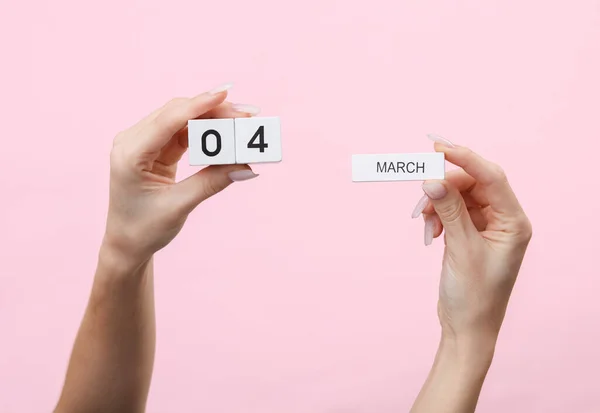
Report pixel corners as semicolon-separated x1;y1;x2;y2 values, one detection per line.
410;333;496;413
55;243;156;413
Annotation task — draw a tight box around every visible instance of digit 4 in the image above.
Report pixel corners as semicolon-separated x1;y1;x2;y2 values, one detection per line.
247;126;268;153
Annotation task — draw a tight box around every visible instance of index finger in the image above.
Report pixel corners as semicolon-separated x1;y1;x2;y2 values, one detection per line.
433;142;523;215
138;83;233;154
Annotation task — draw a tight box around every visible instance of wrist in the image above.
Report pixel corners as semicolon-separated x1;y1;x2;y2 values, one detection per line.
98;237;152;280
88;242;154;311
438;332;497;376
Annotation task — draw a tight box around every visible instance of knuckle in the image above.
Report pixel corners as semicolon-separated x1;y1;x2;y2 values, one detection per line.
109;148;125;173
165;97;187;108
461;146;475;159
437;202;464;225
456;147;474;169
517;215;533;242
113;130;127;146
154;105;185;132
109;144;123;165
202;178;225;198
490;163;507;182
153;111;167;129
109;144;135;174
153;99;186;128
505;212;533;245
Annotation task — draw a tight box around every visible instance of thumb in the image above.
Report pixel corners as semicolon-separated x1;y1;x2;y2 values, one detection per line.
172;165;258;214
422;180;476;240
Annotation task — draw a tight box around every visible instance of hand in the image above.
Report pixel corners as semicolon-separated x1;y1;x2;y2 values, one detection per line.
102;83;259;269
412;135;533;346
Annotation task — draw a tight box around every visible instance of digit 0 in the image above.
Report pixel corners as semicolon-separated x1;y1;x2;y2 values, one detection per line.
201;129;222;157
247;125;268;153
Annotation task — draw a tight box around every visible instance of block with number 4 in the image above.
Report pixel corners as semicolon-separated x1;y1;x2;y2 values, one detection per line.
188;117;282;166
234;117;282;164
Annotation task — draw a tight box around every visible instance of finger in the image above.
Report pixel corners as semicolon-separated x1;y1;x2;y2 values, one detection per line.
117;89;246;146
113;100;181;146
118;97;191;144
209;103;261;118
170;164;258;215
433;143;523;215
139;98;189;130
442;169;477;192
419;170;486;216
445;169;491;208
138;84;233;154
156;102;259;166
422;179;478;240
425;205;486;238
421;170;490;215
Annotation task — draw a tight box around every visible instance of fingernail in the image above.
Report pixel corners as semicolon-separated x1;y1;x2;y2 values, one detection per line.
209;82;234;95
427;134;455;148
424;215;435;246
411;194;429;219
231;104;261;115
422;182;448;200
229;170;259;182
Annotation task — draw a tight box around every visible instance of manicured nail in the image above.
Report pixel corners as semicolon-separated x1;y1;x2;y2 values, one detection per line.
231;104;261;115
411;194;429;219
424;215;435;246
229;170;259;182
422;182;447;200
209;82;234;95
427;134;455;148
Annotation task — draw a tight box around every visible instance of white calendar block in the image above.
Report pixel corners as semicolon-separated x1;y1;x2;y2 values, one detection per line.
234;117;282;164
352;153;445;182
188;119;236;166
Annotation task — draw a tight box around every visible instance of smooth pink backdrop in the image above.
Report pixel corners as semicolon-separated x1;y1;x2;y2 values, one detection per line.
1;0;599;412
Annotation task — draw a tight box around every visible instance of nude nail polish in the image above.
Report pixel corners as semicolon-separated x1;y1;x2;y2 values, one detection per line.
229;170;259;182
209;82;234;95
231;104;261;115
411;194;429;218
424;215;435;246
427;134;455;148
422;182;448;200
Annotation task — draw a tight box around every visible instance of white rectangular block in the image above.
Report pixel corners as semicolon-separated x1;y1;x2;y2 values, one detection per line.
352;153;445;182
188;119;236;166
234;117;282;164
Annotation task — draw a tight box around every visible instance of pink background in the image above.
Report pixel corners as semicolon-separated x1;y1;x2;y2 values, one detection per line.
1;0;599;411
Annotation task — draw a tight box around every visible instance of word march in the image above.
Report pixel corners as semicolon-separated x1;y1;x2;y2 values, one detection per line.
376;161;426;174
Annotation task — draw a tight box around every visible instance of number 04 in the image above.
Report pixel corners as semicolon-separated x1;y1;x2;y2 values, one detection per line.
247;126;268;152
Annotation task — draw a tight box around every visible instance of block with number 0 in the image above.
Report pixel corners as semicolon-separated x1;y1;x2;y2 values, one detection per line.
234;117;282;164
188;119;236;166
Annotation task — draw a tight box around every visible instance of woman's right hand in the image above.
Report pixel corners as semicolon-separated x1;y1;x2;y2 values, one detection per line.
410;136;532;412
102;84;260;272
412;135;533;347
